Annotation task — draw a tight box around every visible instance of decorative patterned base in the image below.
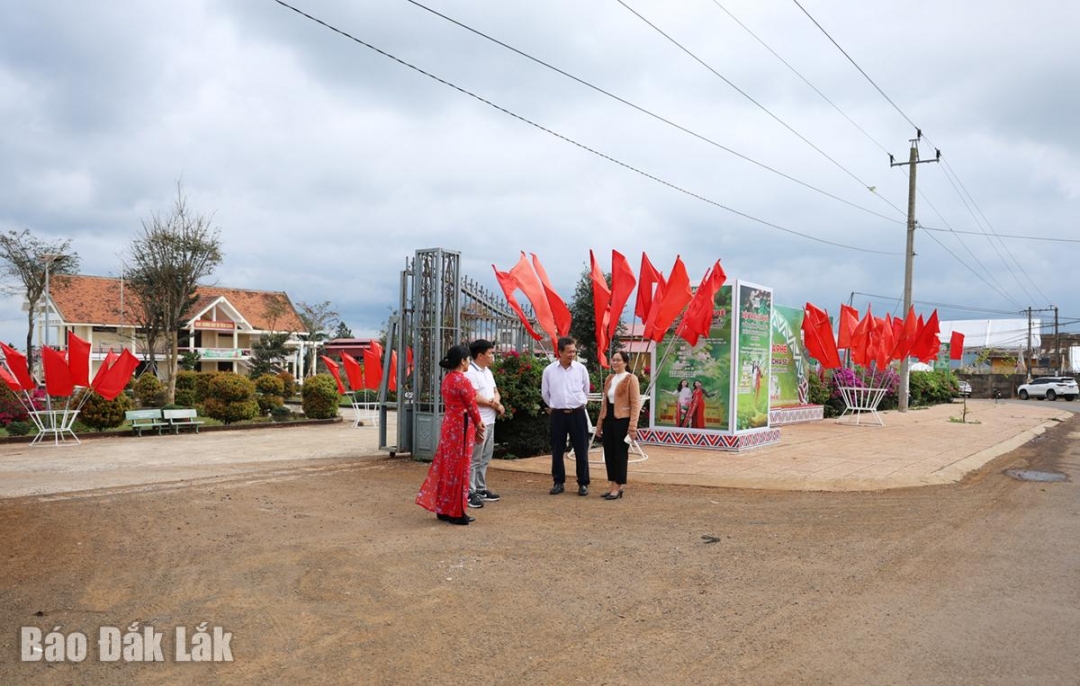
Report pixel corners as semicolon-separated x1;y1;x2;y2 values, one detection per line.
638;428;781;451
769;404;824;426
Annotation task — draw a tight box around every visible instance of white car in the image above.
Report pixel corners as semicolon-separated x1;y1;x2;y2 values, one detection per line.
1016;377;1079;401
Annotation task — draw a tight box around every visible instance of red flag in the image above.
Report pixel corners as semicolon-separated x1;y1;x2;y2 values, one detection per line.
676;261;726;347
0;367;21;392
510;252;558;349
93;349;140;401
362;345;383;390
949;331;965;361
42;347;74;397
849;306;873;367
644;256;692;343
837;304;859;350
589;250;611;368
891;306;918;361
531;254;572;337
341;352;363;391
910;311;941;363
0;342;35;391
493;266;542;342
66;333;92;387
635;253;663;325
93;350;120;388
802;304;841;369
607;250;637;340
320;355;345;394
388;351;398;392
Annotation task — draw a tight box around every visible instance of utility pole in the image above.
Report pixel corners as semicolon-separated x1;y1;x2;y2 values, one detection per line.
1054;305;1060;374
890;135;939;412
1026;307;1033;381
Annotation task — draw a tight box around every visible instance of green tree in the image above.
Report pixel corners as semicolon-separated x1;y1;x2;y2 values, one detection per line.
301;374;340;419
248;332;291;379
297;300;340;377
567;267;625;375
76;390;133;431
333;321;353;339
0;230;80;367
127;182;223;404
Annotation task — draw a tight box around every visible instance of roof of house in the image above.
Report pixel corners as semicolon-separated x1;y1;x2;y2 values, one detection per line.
47;275;307;333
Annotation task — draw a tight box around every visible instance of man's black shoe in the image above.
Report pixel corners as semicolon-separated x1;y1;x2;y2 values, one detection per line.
578;484;588;496
549;483;565;495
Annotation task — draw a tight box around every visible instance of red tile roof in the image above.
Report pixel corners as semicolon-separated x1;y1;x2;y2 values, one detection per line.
48;275;307;333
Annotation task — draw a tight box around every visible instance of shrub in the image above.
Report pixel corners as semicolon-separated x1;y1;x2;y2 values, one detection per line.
202;373;259;424
76;389;133;432
6;420;32;436
254;374;286;414
807;370;830;406
0;385;31;426
276;371;298;399
194;372;222;403
491;351;549;458
133;373;164;408
301;374;341;419
909;370;957;406
271;405;293;420
175;371;199;407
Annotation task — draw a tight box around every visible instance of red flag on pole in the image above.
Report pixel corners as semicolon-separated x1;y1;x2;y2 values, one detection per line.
510;252;558;349
93;350;120;388
66;333;92;387
949;331;965;361
0;367;21;392
644;256;692;343
42;347;74;397
676;260;726;347
320;355;345;394
607;250;637;340
589;250;611;368
0;342;35;391
93;350;140;401
362;344;383;391
531;254;572;337
910;310;941;363
341;352;363;391
802;304;842;369
837;304;859;350
635;253;663;325
849;306;873;366
493;266;542;342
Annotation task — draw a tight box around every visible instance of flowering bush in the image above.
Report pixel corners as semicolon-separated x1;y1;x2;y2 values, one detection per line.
0;385;31;426
491;351;548;458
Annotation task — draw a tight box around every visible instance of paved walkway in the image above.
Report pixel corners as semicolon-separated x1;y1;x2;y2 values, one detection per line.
492;400;1074;491
0;400;1070;498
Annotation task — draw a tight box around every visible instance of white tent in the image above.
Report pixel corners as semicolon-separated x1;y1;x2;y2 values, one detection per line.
938;319;1039;349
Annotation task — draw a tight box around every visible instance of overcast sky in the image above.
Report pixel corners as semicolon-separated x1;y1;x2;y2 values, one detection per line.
2;0;1077;349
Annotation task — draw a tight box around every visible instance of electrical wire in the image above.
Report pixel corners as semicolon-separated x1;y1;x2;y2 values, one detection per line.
617;0;908;218
708;0;893;158
272;0;899;255
402;0;903;225
918;226;1080;243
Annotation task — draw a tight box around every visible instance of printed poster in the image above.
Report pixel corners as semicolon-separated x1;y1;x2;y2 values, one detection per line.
733;283;772;430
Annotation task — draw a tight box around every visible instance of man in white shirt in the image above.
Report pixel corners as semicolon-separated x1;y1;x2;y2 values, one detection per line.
466;339;505;509
541;337;591;496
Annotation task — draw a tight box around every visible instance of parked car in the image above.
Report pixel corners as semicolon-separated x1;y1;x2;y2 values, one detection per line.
1016;377;1079;401
957;380;972;398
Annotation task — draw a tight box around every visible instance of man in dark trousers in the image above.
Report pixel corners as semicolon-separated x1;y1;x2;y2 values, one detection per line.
541;337;591;496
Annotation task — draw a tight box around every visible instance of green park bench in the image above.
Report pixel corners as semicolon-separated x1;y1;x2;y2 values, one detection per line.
163;408;205;434
125;409;167;436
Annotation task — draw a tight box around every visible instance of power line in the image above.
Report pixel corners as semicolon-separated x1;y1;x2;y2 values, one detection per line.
919;225;1080;243
708;0;893;157
790;0;1055;309
272;0;899;256
917;227;1023;309
790;0;919;133
617;0;908;218
401;0;902;226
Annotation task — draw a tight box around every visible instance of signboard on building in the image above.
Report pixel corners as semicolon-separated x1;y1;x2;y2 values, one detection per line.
194;320;236;331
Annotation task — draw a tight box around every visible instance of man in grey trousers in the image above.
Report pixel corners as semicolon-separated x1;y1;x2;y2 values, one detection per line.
466;339;505;509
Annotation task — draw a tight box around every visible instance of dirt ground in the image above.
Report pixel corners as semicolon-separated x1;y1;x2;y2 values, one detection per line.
1;415;1078;685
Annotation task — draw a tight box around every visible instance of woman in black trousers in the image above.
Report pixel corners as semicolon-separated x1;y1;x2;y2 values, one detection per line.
594;351;642;500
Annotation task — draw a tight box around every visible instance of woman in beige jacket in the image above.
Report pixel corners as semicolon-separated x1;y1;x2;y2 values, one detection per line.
594;351;641;500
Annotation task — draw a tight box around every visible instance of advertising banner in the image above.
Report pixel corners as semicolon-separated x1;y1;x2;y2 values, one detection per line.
652;285;733;431
770;305;811;408
733;282;773;430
